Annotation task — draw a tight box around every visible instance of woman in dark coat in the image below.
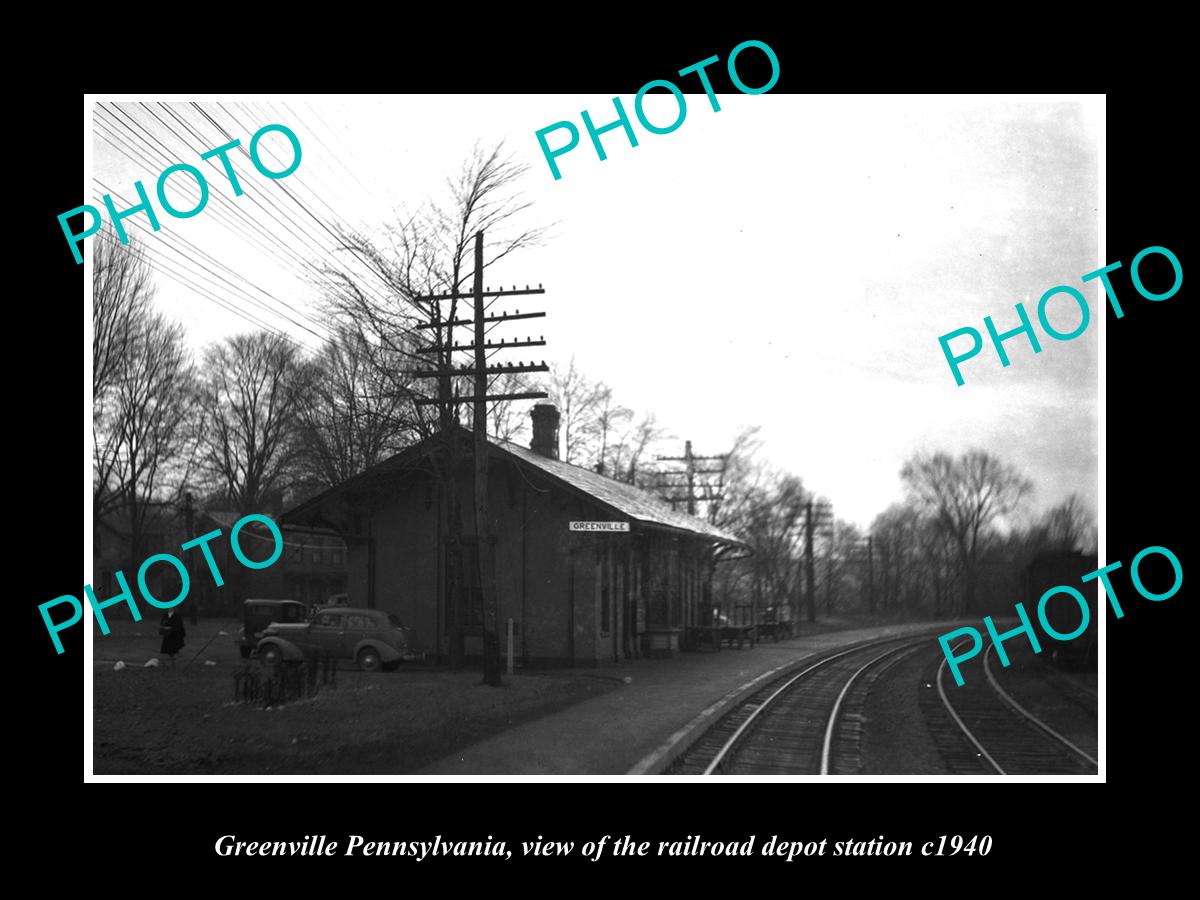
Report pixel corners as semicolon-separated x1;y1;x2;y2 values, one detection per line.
160;608;186;661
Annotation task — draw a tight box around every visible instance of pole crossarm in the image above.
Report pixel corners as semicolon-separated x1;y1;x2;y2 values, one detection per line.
408;364;549;377
414;391;548;406
412;286;545;302
415;311;545;330
415;339;546;354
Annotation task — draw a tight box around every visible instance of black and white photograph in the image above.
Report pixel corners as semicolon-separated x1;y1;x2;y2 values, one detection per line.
77;90;1112;779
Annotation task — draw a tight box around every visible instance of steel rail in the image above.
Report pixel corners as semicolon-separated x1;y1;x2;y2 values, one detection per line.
937;640;1007;774
703;636;921;775
983;644;1098;767
819;640;928;774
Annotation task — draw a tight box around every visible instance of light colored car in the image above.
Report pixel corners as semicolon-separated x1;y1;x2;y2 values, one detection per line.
257;607;424;672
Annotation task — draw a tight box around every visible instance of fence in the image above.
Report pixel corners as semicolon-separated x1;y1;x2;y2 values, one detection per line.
232;656;338;707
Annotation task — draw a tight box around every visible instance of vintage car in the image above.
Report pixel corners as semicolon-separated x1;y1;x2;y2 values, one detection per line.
305;592;350;620
236;599;308;659
256;606;424;671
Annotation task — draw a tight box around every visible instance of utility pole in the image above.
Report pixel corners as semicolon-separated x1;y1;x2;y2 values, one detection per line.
710;459;726;525
412;275;464;667
825;549;835;613
652;442;728;518
411;231;547;685
471;234;501;686
793;549;804;630
685;441;695;516
439;282;462;667
867;535;876;614
804;500;816;623
819;507;836;615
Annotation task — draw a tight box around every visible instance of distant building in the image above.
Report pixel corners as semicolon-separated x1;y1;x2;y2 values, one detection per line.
91;505;348;616
283;405;749;666
196;511;349;613
93;503;185;605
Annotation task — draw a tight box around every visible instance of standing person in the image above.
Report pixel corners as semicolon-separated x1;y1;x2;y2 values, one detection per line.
159;608;186;663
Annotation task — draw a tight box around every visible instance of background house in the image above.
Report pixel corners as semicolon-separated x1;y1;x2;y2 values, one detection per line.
94;503;185;607
192;511;349;614
92;505;348;618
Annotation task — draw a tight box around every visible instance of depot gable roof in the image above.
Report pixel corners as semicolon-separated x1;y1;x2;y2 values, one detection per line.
283;428;747;550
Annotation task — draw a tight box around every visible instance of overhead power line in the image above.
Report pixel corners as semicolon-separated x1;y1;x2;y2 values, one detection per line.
94;103;427;360
93;180;335;345
100;102;399;318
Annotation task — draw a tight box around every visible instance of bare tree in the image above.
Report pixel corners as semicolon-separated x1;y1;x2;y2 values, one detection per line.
912;513;960;617
93;232;154;400
92;234;198;561
820;518;864;615
592;390;633;476
1040;493;1094;552
750;475;808;621
544;357;612;466
610;412;666;484
710;430;812;624
535;358;668;483
325;141;549;434
296;328;420;490
871;503;925;613
197;332;312;514
900;449;1033;614
484;370;537;445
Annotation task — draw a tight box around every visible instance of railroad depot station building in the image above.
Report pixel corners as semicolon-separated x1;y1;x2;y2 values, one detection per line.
283;405;749;666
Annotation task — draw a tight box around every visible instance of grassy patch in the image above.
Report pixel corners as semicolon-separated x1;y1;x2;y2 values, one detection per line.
94;657;612;775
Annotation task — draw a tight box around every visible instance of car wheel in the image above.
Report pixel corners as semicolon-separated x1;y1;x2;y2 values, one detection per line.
260;644;283;667
357;647;382;672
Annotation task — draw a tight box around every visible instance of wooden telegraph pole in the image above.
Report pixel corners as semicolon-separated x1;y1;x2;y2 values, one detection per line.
471;234;501;685
652;442;728;518
867;535;876;614
804;500;816;624
800;499;833;624
411;231;547;685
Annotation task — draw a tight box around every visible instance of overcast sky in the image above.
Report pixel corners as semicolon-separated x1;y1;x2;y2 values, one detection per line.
90;94;1101;530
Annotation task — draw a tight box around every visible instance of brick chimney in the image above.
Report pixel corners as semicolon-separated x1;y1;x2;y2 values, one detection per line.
530;403;560;460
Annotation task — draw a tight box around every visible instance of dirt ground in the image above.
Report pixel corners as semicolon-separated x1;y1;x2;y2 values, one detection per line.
91;612;935;776
92;617;617;775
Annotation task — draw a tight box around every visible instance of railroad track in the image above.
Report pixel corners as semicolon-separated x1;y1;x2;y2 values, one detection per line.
924;641;1098;775
666;633;938;775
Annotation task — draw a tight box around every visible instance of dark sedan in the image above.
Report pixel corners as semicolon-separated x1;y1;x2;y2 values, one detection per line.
236;599;308;659
256;607;423;671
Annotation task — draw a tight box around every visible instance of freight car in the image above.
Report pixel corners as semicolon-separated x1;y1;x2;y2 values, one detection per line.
1022;550;1098;669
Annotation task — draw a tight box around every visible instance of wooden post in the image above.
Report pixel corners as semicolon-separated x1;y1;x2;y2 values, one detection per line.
685;440;696;516
473;231;502;686
805;500;816;623
751;569;759;648
867;536;876;614
506;617;514;675
568;550;576;667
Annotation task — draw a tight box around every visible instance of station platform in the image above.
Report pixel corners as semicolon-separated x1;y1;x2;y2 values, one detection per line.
415;620;954;775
